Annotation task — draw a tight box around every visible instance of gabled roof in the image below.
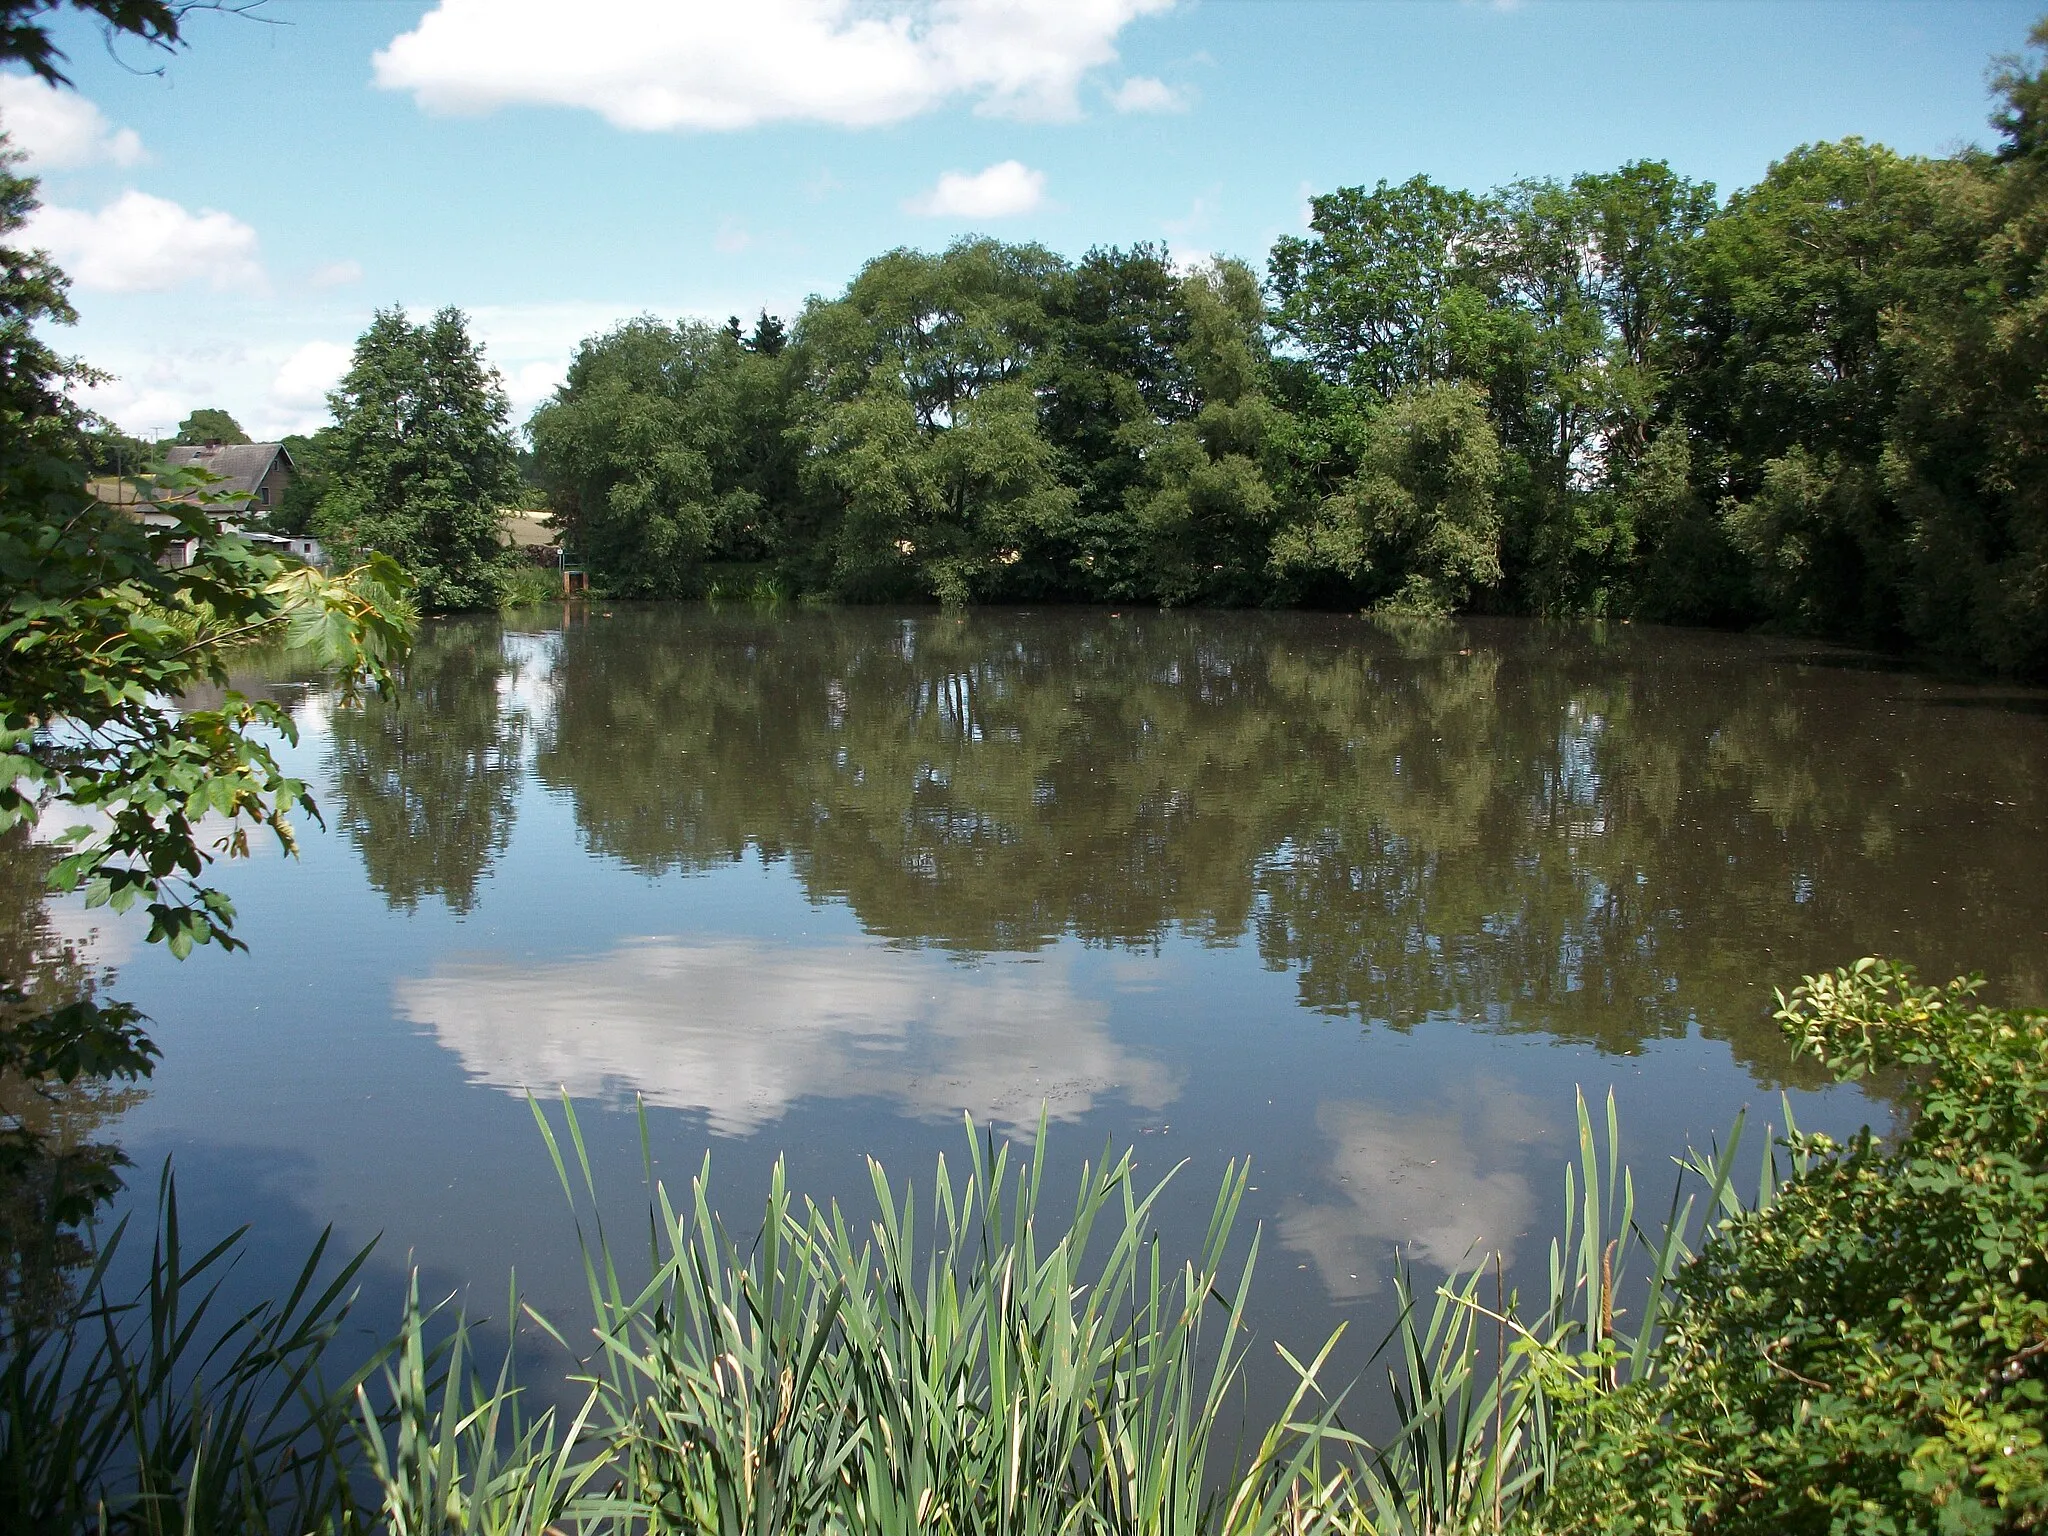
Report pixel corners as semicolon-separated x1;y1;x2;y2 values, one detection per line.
161;442;295;502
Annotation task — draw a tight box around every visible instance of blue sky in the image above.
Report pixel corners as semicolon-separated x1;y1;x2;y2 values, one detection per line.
4;0;2038;440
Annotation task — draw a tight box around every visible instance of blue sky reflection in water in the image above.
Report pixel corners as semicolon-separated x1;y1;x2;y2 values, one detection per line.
39;607;2048;1415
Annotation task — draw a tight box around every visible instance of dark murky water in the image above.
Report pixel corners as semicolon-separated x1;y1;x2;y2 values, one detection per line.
16;605;2048;1416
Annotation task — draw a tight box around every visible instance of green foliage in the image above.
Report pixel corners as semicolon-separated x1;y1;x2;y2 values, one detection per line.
1269;175;1488;396
502;18;2048;678
0;1170;376;1534
75;420;152;477
1530;961;2048;1534
497;562;559;608
271;424;334;535
3;960;2042;1532
315;305;521;612
1;1110;1341;1535
1273;381;1503;615
529;316;799;596
539;1100;1337;1536
168;408;247;447
1125;260;1282;607
0;122;418;1285
0;480;413;959
796;239;1077;605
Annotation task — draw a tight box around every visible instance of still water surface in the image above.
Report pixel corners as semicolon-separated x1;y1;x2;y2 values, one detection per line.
30;606;2048;1408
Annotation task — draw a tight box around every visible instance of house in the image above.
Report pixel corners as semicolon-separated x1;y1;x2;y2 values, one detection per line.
90;441;325;569
161;440;296;518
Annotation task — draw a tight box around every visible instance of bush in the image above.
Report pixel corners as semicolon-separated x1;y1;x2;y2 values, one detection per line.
497;565;561;609
1530;960;2048;1534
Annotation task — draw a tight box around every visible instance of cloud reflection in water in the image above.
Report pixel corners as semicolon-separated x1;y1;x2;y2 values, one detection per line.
393;937;1178;1137
1278;1088;1541;1301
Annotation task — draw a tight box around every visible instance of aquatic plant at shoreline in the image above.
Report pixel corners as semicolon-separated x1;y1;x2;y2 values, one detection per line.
0;958;2040;1532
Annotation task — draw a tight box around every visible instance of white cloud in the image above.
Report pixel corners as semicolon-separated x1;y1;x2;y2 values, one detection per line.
502;360;566;425
1109;74;1186;113
373;0;1176;131
0;73;144;169
906;159;1045;218
309;259;363;289
270;340;352;413
394;938;1177;1136
26;190;262;294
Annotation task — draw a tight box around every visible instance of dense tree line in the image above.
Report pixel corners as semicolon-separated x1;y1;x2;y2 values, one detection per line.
529;23;2048;677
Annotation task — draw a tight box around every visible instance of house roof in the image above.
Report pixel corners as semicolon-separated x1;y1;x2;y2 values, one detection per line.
161;442;295;503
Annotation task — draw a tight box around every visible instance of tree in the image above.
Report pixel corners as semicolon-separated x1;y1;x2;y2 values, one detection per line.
529;316;800;595
1269;176;1492;398
315;306;519;612
270;425;335;535
170;407;248;446
1273;381;1503;614
797;239;1074;604
1124;259;1283;607
1036;243;1195;599
1670;141;1973;643
1875;20;2048;675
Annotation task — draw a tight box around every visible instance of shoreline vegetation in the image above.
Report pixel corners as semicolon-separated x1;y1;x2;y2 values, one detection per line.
4;960;2043;1534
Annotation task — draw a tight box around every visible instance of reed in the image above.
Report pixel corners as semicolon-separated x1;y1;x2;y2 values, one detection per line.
0;1092;1804;1533
1308;1088;1810;1535
0;1166;373;1535
532;1098;1344;1536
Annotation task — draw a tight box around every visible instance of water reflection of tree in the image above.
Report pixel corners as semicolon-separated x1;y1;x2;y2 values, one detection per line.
0;828;145;1324
523;608;2047;1085
325;618;529;915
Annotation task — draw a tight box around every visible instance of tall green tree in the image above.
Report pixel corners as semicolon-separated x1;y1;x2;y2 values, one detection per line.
1472;163;1717;612
797;239;1074;605
528;316;800;595
1273;380;1504;615
1269;175;1489;397
1875;21;2048;674
1677;140;1973;641
314;306;519;612
1035;243;1194;598
1125;259;1284;607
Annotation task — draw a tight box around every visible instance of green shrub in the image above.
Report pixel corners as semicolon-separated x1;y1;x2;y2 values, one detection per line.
1527;960;2048;1534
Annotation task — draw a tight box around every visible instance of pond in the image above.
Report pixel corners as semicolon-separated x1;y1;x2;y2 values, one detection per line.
17;605;2048;1424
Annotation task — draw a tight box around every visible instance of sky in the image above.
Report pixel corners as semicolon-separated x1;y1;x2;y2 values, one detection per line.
3;0;2039;443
